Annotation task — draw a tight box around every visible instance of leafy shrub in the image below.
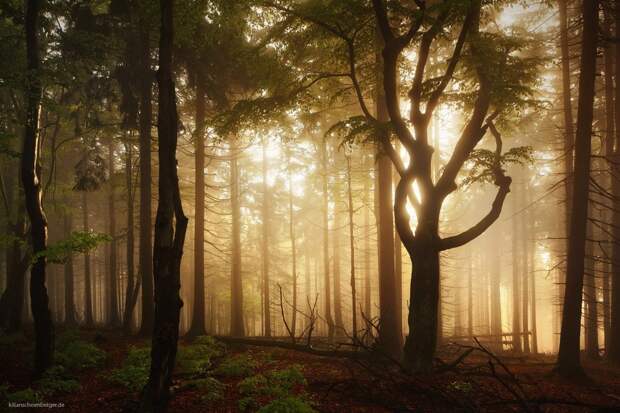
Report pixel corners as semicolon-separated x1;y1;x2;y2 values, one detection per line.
257;396;316;413
177;336;225;375
107;346;150;391
36;366;80;395
237;366;310;412
183;377;226;403
5;388;41;404
214;354;257;378
55;329;106;371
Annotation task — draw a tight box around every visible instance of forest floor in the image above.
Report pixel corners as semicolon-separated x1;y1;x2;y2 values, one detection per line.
1;328;620;412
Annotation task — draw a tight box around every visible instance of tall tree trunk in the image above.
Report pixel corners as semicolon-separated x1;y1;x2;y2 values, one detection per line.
321;137;335;340
521;188;530;354
375;52;401;359
123;142;139;333
108;140;120;326
363;158;371;331
490;232;502;346
584;222;599;358
557;0;598;377
63;209;76;325
188;78;206;337
23;0;53;375
608;0;620;364
0;164;27;333
138;24;154;337
230;145;244;337
530;226;538;354
602;4;613;357
346;156;358;339
261;139;271;337
393;167;403;342
140;0;188;409
82;191;93;326
288;159;297;337
512;194;522;352
468;249;473;339
333;177;343;332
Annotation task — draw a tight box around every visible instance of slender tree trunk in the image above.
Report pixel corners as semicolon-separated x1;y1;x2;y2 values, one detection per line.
608;0;620;364
393;166;403;341
376;62;401;359
123;142;138;333
288;162;297;337
188;78;206;337
23;0;53;375
230;145;244;337
108;140;120;326
140;0;188;409
363;159;371;331
333;177;343;332
468;249;473;339
557;0;598;377
138;24;154;337
82;191;93;326
512;194;522;352
585;222;599;358
261;139;271;337
346;156;358;339
0;171;27;333
602;6;613;357
530;225;538;354
321;137;335;340
522;189;530;354
490;232;502;346
63;210;76;325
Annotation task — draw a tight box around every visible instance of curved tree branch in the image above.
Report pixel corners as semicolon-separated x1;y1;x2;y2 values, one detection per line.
438;121;511;251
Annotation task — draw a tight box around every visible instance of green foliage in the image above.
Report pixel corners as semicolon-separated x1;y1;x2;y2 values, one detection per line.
462;145;533;187
55;329;106;371
36;366;80;395
107;346;150;391
177;336;226;375
237;366;310;412
32;231;111;265
0;332;28;347
214;354;257;378
4;388;41;404
183;377;226;403
257;396;316;413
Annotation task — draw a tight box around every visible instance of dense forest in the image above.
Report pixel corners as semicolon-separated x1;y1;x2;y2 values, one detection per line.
1;0;620;412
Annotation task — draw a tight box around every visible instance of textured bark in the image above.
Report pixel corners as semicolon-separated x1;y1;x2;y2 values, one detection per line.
108;140;120;326
512;194;522;353
82;191;93;326
584;222;598;358
321;138;335;340
346;156;358;338
521;189;530;354
557;0;597;377
63;210;76;325
230;145;244;337
139;0;188;409
188;79;207;337
138;24;154;337
375;32;401;357
22;0;53;375
287;156;298;337
333;177;343;333
261;139;271;337
123;142;139;333
608;0;620;364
